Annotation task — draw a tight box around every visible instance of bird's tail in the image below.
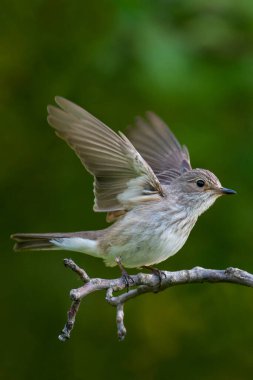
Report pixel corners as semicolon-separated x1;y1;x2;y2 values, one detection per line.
11;231;104;254
11;233;67;251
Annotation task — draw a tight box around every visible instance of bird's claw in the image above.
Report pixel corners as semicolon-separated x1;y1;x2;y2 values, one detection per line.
115;257;134;291
121;272;134;291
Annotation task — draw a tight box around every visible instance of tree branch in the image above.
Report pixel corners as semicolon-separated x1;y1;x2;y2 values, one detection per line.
58;258;253;342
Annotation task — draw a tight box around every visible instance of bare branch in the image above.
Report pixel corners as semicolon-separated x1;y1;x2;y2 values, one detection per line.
116;304;126;341
58;259;253;341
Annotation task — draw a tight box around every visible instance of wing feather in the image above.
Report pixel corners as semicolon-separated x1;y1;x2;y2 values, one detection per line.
127;112;191;184
47;97;164;212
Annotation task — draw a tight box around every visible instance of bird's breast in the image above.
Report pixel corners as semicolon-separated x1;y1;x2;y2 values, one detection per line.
102;209;197;268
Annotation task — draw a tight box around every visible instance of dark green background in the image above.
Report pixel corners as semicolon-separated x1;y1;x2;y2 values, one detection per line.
2;1;253;379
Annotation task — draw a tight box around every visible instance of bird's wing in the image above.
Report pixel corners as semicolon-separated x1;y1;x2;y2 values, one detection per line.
47;97;164;213
127;112;192;184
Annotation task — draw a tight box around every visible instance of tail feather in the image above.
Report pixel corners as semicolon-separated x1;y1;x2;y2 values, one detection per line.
13;239;57;251
11;230;105;252
11;233;64;251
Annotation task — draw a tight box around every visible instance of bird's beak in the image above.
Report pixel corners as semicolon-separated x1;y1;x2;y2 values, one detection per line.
220;187;237;195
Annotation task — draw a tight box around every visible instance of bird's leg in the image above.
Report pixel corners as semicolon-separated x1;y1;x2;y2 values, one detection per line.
115;257;134;291
143;266;166;287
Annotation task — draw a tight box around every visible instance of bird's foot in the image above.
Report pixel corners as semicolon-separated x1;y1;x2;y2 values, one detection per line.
143;266;166;287
115;257;134;291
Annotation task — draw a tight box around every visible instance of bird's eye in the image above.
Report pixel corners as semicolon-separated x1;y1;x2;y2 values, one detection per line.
196;179;205;188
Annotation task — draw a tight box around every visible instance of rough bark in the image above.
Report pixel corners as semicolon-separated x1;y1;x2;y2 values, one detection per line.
58;259;253;342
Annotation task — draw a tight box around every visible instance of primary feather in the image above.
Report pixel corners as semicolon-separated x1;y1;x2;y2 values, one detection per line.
47;97;164;214
127;112;191;184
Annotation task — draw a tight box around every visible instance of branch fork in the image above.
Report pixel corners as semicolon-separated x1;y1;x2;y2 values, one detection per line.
58;258;253;342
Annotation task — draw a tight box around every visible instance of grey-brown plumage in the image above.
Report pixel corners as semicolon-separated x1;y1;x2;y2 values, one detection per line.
127;112;192;184
47;98;164;212
12;231;105;251
11;97;236;268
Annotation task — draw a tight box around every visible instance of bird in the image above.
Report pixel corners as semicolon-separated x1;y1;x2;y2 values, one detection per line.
11;97;236;270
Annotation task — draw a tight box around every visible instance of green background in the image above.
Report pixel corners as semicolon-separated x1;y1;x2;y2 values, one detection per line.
1;1;253;379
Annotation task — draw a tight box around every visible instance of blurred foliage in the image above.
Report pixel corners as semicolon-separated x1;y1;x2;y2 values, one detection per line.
1;0;253;379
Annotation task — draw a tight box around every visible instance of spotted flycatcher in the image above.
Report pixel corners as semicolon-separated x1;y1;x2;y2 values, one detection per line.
11;97;236;268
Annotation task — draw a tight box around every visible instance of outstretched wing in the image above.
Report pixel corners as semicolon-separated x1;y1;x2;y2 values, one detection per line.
47;97;164;213
127;112;191;184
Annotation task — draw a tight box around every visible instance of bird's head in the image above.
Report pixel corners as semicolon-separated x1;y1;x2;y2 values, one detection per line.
169;169;236;217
